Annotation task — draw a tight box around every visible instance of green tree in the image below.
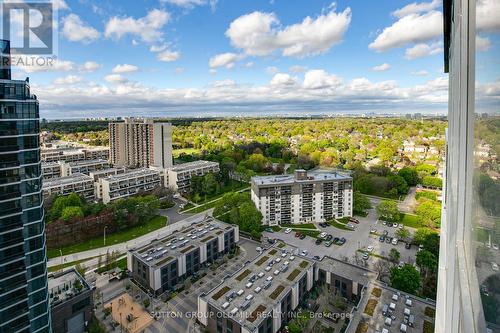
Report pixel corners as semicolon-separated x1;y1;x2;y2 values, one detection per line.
390;264;421;294
398;167;419;186
395;227;411;243
389;248;400;263
422;232;440;256
61;206;84;221
376;200;401;222
413;228;437;245
422;176;443;189
352;192;372;216
415;199;441;228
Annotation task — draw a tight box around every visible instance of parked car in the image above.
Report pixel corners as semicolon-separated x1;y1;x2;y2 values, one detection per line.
265;227;274;233
493;244;499;250
393;223;398;228
324;240;333;247
386;237;392;244
256;247;263;252
333;237;340;244
492;262;499;272
299;234;306;239
367;245;374;252
338;237;346;245
399;224;404;229
284;228;292;234
313;255;321;260
379;235;386;242
349;217;360;224
370;228;377;234
383;230;389;236
382;221;387;226
319;232;327;239
267;238;276;244
398;261;405;269
319;222;328;228
315;238;323;245
295;232;301;237
362;253;369;260
325;234;333;241
392;238;399;245
405;242;411;249
301;250;308;256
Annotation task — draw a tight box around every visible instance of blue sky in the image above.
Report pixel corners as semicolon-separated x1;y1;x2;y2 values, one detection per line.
9;0;500;118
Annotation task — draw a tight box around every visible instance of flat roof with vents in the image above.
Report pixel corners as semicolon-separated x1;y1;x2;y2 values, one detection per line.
202;245;313;332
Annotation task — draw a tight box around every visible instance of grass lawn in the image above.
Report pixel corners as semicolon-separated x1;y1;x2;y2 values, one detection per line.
298;230;320;238
48;255;102;272
47;216;167;259
329;220;353;231
371;287;382;298
172;148;201;158
189;180;249;205
184;200;219;214
400;213;423;228
364;299;378;316
281;223;317;229
95;257;127;274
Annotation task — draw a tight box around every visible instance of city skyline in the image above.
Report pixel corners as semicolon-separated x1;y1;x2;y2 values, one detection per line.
11;0;500;118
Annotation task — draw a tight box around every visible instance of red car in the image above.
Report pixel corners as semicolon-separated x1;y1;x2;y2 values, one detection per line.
295;232;301;237
349;217;360;224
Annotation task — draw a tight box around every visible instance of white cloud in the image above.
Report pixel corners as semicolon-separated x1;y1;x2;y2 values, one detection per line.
54;0;69;10
54;75;83;85
372;63;391;71
80;61;102;72
289;65;307;73
266;66;279;75
157;50;181;62
62;14;100;43
411;70;429;76
476;36;492;52
303;69;341;89
105;74;128;83
226;5;351;57
369;11;442;51
150;44;168;52
112;64;139;73
162;0;217;10
477;0;500;31
209;53;242;68
405;42;442;59
270;73;297;86
21;60;75;73
105;9;170;43
392;0;441;18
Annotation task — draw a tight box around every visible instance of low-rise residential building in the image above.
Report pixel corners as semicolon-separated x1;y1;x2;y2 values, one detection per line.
164;160;220;193
42;173;95;201
42;161;61;179
251;169;353;225
81;147;109;160
198;246;315;333
41;147;109;163
89;167;127;199
48;269;94;333
128;216;238;296
99;168;161;204
60;159;110;176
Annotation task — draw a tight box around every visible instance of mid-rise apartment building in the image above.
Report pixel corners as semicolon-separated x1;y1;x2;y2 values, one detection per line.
251;169;353;225
42;173;95;201
109;118;172;169
128;216;238;295
41;147;109;163
198;246;314;333
59;159;110;177
164;160;220;193
81;147;109;160
0;39;51;332
42;161;62;180
89;167;126;199
99;168;161;204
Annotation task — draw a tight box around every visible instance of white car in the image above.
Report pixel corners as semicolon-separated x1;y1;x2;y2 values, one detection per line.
493;244;499;251
399;224;404;229
284;228;292;234
392;238;398;245
319;232;327;239
367;245;374;252
301;250;308;256
393;223;398;228
256;247;263;252
492;262;499;272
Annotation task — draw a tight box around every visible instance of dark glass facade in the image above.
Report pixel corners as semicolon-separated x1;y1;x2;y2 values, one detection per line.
0;40;50;333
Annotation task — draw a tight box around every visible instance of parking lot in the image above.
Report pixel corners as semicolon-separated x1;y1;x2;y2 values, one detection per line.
262;209;418;268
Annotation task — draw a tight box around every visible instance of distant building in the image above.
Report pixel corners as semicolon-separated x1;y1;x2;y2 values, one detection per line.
60;159;110;176
109;118;173;169
42;161;62;179
164;160;220;193
42;148;85;162
251;169;353;225
42;173;95;201
99;168;161;204
128;216;238;296
48;269;94;333
81;147;110;160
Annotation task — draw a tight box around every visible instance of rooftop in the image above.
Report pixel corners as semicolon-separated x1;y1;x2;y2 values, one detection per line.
167;160;219;173
130;216;236;268
317;256;378;287
42;173;93;187
103;168;159;182
41;161;61;167
61;158;109;167
203;246;314;331
48;269;91;306
252;168;351;186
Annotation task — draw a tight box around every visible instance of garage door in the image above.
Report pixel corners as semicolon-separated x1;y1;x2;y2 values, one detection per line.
67;312;84;333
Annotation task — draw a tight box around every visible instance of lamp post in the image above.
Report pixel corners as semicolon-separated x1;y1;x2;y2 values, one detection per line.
104;226;108;246
59;249;63;272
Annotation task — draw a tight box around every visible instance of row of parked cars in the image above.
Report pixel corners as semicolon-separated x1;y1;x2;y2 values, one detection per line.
316;232;346;247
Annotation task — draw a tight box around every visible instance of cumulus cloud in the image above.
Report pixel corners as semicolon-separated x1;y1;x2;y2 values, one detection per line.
477;0;500;31
369;11;442;51
405;42;443;59
266;66;279;75
105;74;128;83
209;53;242;69
372;63;391;72
157;50;181;62
270;73;297;86
391;0;441;18
54;0;69;10
225;5;351;57
303;69;341;89
476;36;492;52
80;61;102;72
162;0;217;10
112;64;139;73
105;9;170;43
53;75;83;85
62;14;100;43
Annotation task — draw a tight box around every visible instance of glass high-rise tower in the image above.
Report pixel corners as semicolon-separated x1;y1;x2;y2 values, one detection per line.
0;40;51;332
